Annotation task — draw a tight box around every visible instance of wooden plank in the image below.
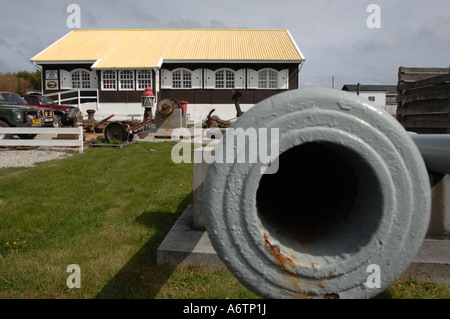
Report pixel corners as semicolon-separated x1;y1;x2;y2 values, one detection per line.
401;82;450;99
402;115;449;123
398;108;449;116
399;67;449;74
402;112;449;119
397;99;450;115
398;73;450;91
401;120;450;129
398;90;450;103
398;67;449;84
398;73;446;83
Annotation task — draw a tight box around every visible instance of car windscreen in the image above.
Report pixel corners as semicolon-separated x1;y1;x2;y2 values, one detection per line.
24;96;42;105
41;96;56;105
1;93;27;105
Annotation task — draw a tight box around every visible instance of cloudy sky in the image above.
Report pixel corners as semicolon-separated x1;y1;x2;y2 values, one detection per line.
0;0;448;89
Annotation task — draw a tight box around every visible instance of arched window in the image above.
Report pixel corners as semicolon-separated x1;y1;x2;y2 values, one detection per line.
215;69;235;89
258;69;278;89
172;69;192;89
72;69;91;88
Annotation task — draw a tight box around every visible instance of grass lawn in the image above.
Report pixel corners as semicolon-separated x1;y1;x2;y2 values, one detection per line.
0;141;448;299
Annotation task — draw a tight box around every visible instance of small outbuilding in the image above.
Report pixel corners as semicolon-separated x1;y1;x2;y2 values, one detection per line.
342;84;398;115
31;29;305;121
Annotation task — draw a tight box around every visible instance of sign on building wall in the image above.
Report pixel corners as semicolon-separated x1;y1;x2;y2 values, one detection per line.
45;70;59;90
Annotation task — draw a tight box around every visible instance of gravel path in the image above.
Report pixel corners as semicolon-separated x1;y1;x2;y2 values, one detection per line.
0;128;213;169
0;148;73;168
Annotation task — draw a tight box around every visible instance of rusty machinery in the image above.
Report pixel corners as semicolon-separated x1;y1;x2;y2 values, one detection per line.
201;88;447;299
103;118;156;143
103;98;184;143
103;91;241;141
156;98;179;116
203;90;244;128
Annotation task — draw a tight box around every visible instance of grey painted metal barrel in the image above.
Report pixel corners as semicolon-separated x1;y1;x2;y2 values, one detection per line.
203;88;431;299
409;133;450;175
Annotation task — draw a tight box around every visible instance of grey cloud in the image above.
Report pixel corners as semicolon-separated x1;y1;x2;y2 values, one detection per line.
415;16;450;48
166;18;203;29
355;31;397;53
208;20;229;29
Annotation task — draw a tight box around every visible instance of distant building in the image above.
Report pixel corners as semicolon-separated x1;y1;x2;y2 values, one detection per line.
31;29;305;121
342;84;397;115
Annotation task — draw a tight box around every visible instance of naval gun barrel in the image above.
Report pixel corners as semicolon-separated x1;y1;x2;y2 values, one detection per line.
410;133;450;175
203;88;432;299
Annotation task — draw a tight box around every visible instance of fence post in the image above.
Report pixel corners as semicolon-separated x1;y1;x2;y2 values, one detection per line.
96;89;100;110
79;125;84;153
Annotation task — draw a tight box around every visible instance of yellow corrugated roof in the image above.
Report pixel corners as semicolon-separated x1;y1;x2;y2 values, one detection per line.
31;29;304;69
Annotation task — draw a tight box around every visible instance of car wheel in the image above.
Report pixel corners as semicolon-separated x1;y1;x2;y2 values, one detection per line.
0;120;13;140
53;119;61;127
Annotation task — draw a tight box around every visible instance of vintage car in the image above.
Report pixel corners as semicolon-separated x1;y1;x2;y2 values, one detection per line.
0;92;55;127
0;94;42;139
22;94;82;126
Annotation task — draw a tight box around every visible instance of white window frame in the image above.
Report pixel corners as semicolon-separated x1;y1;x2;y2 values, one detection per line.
172;68;192;89
215;68;235;89
258;68;278;89
119;70;135;91
247;68;289;90
101;70;117;91
136;70;153;91
71;69;91;89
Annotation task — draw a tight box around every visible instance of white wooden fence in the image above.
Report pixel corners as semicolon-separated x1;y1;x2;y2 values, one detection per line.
45;89;99;110
0;127;84;153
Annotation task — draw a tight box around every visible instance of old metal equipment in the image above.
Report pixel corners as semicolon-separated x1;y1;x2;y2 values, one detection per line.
204;109;231;128
203;90;245;128
202;88;432;299
84;113;115;133
154;98;187;136
103;97;188;142
104;117;156;143
157;98;178;116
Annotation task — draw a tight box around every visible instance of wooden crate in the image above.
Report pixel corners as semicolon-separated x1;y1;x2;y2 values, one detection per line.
397;67;450;134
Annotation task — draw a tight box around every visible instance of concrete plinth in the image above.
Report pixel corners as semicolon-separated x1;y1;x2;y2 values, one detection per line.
156;205;225;270
193;147;209;230
155;108;187;137
427;174;450;238
404;239;450;285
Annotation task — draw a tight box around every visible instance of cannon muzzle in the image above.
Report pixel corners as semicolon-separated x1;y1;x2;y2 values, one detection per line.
203;88;432;299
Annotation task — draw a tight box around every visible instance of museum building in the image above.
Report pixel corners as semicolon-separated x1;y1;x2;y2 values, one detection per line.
31;29;305;121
